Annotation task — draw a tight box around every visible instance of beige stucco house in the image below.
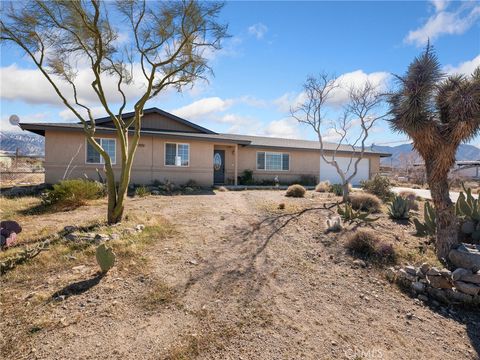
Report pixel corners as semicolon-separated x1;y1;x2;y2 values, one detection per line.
20;108;390;187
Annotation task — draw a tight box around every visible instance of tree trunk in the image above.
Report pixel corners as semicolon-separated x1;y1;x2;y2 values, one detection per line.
342;182;350;202
428;174;458;261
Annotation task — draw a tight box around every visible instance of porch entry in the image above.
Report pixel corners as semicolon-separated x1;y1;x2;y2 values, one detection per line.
213;149;225;184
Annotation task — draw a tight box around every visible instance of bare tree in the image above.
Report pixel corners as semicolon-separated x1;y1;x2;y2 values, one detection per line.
291;73;386;201
1;0;227;224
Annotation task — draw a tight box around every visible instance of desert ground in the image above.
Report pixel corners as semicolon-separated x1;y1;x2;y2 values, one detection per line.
1;189;479;360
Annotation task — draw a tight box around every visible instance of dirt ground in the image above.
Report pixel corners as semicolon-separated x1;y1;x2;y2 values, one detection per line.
1;190;479;360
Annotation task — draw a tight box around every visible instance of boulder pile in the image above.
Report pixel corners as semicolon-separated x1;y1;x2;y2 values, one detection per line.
387;262;480;306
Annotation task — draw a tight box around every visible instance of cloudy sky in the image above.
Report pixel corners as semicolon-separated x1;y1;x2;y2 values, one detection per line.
1;0;479;147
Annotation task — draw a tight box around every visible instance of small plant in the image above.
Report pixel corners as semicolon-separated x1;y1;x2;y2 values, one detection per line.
455;184;480;242
360;174;394;201
388;195;410;219
298;174;317;186
337;203;379;223
413;202;436;236
239;169;254;185
315;180;330;193
330;183;343;196
285;184;306;198
278;203;285;210
162;179;176;194
345;229;396;264
326;216;342;232
399;191;419;211
41;179;105;210
349;192;381;213
95;243;116;273
135;186;150;197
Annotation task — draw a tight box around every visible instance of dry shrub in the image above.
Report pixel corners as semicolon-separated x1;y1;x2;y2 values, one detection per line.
285;184;306;198
41;179;105;210
217;186;228;192
345;229;396;264
399;190;419;211
349;192;382;213
315;180;330;192
361;175;393;201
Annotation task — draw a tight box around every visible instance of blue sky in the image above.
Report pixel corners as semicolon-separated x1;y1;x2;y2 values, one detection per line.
1;0;479;147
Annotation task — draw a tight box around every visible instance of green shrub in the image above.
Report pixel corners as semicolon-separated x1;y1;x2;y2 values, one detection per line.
285;184;306;198
315;180;330;192
399;191;419;211
361;175;394;201
298;174;317;186
345;230;397;264
330;183;343;196
388;195;410;219
135;186;150;197
349;192;382;213
239;169;254;185
42;179;105;210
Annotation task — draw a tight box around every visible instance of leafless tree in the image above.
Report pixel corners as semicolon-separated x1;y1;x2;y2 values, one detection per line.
1;0;228;224
291;73;386;201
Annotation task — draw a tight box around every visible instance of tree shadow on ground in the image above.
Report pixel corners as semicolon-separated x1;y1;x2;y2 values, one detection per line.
51;273;105;300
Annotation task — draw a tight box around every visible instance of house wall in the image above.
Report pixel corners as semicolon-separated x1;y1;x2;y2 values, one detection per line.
44;130;214;186
43;130;383;186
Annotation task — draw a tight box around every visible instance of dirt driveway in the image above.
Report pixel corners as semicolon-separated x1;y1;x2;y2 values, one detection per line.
1;190;479;359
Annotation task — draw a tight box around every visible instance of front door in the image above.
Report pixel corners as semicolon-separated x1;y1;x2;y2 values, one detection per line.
213;150;225;184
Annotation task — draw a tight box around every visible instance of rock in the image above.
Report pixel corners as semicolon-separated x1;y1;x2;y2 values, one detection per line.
398;269;416;282
63;225;78;233
151;190;160;195
448;244;480;272
418;294;429;302
385;267;397;283
405;265;417;275
444;289;473;304
452;268;471;281
135;224;145;232
412;281;425;293
454;281;480;296
110;233;120;241
426;287;449;304
427;275;452;289
439;268;452;277
426;267;441;276
187;259;198;265
420;263;430;275
65;233;79;241
184;187;194;193
459;272;480;284
94;234;110;243
405;312;413;320
352;259;367;268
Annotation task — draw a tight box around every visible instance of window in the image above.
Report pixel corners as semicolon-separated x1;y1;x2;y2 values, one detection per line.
257;152;289;171
86;138;116;164
165;143;189;166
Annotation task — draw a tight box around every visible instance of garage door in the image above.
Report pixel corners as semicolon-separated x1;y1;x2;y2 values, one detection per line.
319;156;370;185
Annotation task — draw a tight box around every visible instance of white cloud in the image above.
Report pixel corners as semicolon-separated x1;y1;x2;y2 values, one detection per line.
248;23;268;39
274;70;391;112
444;54;480;75
405;2;480;46
59;106;107;122
431;0;449;12
262;118;301;138
171;97;234;119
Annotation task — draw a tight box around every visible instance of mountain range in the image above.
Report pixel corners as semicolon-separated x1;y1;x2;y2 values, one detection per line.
1;130;480;164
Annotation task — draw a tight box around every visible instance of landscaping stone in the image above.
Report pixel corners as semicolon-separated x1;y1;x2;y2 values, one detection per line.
452;268;471;281
426;267;441;276
453;281;480;296
412;281;425;293
417;294;429;302
420;263;430;275
427;275;452;289
94;234;110;243
405;265;417;275
459;272;480;284
110;233;120;241
135;224;145;232
448;243;480;272
352;259;367;268
63;225;78;233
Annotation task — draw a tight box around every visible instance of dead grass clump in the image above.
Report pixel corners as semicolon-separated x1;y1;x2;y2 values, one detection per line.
141;279;178;310
349;192;381;213
285;184;306;198
217;186;228;192
345;230;397;264
315;180;330;192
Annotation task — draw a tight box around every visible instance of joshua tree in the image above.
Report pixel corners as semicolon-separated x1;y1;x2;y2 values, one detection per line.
291;73;386;201
388;46;480;260
0;0;227;224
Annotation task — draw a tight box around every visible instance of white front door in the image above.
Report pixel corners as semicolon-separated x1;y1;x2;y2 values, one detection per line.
320;156;370;185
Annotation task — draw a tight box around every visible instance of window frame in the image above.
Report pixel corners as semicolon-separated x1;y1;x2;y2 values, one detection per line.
85;137;116;165
256;151;290;171
164;142;190;167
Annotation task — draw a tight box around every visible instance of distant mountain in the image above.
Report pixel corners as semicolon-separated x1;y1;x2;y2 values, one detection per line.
373;143;480;167
0;131;45;156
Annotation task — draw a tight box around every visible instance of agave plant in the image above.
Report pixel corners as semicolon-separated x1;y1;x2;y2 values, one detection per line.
388;45;480;260
388;195;410;219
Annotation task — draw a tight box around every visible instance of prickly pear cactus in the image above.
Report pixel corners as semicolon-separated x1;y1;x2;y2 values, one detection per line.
96;243;116;273
413;202;436;236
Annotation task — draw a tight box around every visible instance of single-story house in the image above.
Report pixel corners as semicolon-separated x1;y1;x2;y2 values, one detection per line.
20;107;391;186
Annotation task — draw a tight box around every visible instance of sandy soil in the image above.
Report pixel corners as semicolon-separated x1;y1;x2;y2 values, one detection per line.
1;190;479;360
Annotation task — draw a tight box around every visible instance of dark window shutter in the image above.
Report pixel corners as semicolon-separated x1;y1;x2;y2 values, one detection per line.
282;154;289;170
257;152;265;170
